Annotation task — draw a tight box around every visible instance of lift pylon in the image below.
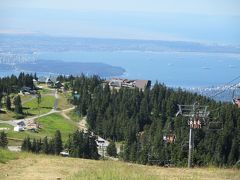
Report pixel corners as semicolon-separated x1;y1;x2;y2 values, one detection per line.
176;102;209;168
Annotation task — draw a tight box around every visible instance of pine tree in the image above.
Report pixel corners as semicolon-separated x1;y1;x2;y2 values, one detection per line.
228;138;238;165
21;137;32;152
32;138;37;153
13;95;23;114
6;96;11;110
42;136;49;154
0;131;8;148
37;92;41;116
36;139;41;153
89;136;99;159
107;141;117;157
0;96;2;110
21;138;27;151
54;130;63;155
48;139;55;155
26;137;32;152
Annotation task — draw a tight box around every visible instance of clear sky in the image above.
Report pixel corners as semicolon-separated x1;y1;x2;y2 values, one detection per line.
0;0;240;44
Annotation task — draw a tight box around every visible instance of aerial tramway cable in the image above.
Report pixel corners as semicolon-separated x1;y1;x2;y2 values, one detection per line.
209;74;240;99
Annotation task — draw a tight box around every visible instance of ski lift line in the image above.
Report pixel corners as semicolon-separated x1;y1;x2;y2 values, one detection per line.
210;82;239;98
209;74;240;98
222;74;240;86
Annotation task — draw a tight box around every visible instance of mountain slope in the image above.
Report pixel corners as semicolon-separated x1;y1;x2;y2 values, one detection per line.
0;150;239;180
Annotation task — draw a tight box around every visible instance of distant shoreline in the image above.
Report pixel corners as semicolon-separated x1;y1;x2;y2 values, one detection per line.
0;60;125;78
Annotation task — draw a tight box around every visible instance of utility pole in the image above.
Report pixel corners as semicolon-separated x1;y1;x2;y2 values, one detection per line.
176;102;209;168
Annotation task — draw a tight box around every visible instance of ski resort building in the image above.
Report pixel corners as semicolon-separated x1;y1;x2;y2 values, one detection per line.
106;78;151;90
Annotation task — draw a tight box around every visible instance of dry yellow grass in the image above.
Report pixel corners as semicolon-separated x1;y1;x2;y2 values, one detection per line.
0;152;239;180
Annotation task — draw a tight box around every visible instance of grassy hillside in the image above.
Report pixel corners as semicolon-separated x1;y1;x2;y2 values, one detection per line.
2;113;78;142
0;149;239;180
0;94;55;121
23;95;55;116
36;113;78;141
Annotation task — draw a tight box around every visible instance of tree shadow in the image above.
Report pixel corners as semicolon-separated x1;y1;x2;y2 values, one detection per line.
0;109;6;114
41;107;53;109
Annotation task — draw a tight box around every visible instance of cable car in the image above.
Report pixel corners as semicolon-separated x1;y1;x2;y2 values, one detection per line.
232;85;240;108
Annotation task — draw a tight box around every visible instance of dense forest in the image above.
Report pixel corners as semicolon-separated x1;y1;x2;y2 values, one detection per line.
0;74;239;167
71;75;240;167
0;73;35;104
0;72;35;94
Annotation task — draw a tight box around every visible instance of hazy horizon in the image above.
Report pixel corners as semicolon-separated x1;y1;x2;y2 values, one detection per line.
0;0;240;44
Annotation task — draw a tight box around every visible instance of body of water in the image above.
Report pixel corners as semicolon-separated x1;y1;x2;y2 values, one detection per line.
36;51;240;88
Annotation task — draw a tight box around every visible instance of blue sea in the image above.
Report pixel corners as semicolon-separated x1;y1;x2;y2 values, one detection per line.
36;51;240;88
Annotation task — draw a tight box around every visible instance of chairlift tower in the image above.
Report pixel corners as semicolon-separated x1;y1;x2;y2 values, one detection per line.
176;102;209;168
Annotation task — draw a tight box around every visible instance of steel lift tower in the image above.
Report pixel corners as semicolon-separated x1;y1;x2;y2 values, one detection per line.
176;102;209;168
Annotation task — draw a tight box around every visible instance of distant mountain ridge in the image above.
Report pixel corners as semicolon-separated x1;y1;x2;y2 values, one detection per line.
0;34;239;54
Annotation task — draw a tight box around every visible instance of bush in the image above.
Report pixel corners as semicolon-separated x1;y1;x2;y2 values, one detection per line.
0;131;8;148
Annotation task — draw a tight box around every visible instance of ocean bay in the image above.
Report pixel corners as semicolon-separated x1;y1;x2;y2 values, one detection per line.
37;50;240;88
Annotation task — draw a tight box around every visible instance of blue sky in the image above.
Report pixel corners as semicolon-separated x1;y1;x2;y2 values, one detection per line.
0;0;240;44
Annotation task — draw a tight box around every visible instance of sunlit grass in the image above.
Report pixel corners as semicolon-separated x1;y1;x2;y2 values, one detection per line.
23;95;55;116
0;110;16;121
0;151;239;180
57;93;72;110
36;113;78;141
4;113;77;142
0;148;18;164
0;123;13;130
66;109;80;122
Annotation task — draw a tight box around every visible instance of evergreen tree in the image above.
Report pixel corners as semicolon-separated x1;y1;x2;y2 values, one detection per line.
0;131;8;148
54;130;63;155
6;96;11;110
36;139;41;153
89;136;99;159
31;138;37;153
67;130;99;160
0;96;2;110
48;139;55;155
21;137;32;152
13;95;23;114
228;138;238;165
107;141;117;157
42;136;49;154
37;92;41;116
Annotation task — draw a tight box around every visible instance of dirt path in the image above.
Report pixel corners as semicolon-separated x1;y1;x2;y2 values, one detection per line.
60;107;78;127
0;89;75;127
